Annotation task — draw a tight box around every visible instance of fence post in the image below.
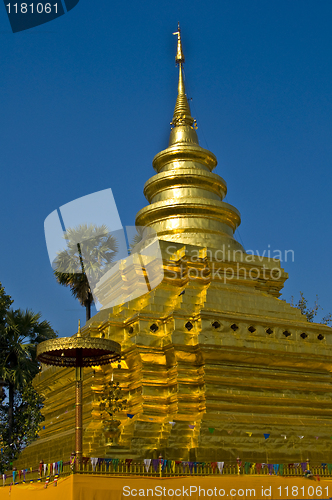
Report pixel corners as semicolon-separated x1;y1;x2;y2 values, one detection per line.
237;458;241;475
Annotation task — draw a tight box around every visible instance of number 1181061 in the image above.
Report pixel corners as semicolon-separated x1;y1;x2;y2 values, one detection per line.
277;485;329;497
6;3;58;13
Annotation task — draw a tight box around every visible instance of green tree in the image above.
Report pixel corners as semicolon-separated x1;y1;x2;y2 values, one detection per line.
0;308;57;463
53;224;118;321
0;281;13;403
0;382;44;473
291;291;332;325
0;282;13;324
0;282;56;470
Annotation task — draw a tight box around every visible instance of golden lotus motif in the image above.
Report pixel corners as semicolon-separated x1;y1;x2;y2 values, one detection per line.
103;420;121;447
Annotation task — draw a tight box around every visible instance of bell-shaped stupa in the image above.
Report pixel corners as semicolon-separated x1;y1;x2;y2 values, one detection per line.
136;25;243;253
14;26;332;470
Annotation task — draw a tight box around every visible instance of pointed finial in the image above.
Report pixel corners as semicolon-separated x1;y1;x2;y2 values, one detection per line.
173;22;185;64
77;319;81;337
171;24;195;129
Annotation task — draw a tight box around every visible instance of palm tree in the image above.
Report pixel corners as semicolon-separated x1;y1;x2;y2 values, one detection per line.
53;224;118;321
0;309;57;442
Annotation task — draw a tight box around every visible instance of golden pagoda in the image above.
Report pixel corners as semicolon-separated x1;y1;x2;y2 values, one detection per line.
15;26;332;469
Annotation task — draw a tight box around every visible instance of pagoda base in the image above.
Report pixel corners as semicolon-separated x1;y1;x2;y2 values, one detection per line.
1;474;332;500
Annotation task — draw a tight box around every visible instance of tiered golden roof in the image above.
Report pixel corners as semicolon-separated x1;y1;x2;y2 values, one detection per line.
136;25;243;252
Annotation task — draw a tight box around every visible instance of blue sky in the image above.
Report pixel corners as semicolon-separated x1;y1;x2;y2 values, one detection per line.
1;1;332;336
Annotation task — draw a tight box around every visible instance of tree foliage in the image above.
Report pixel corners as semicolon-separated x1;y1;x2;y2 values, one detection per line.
0;309;56;385
53;224;118;321
0;283;13;325
291;291;332;325
0;282;57;472
0;383;44;473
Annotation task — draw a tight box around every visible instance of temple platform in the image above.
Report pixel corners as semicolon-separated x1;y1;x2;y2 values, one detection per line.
1;474;332;500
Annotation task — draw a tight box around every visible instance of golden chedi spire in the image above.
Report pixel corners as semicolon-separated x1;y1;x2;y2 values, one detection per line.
174;22;185;64
171;24;195;129
135;25;244;252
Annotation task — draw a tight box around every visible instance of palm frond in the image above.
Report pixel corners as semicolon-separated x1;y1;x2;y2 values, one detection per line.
53;224;119;312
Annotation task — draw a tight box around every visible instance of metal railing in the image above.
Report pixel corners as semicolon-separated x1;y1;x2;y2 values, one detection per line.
2;461;331;487
2;461;71;487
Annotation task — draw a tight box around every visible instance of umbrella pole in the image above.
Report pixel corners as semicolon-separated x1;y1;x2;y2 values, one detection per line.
75;350;83;471
36;330;121;473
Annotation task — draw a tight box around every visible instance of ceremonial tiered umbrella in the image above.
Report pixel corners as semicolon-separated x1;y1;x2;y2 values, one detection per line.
36;323;121;469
